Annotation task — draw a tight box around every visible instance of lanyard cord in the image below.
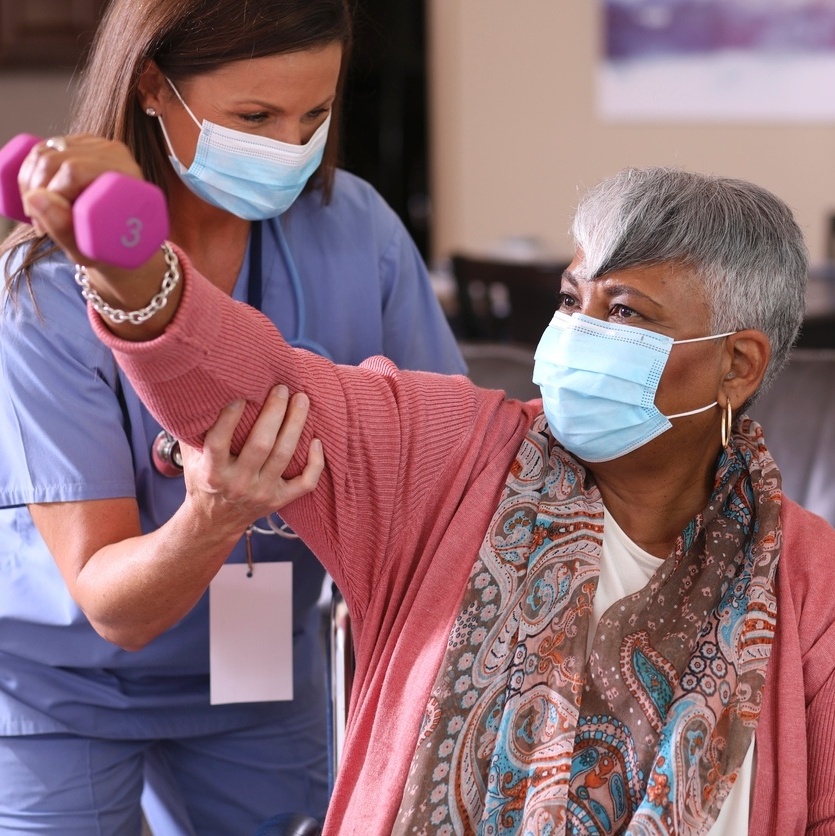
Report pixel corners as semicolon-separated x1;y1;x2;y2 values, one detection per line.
246;218;263;310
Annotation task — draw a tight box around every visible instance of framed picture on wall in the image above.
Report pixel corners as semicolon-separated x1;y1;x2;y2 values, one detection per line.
0;0;109;69
599;0;835;122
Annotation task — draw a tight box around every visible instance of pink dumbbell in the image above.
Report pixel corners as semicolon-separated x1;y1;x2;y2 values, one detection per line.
0;133;169;269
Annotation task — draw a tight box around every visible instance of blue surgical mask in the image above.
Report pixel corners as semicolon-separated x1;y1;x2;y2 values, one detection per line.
532;311;735;462
156;78;330;220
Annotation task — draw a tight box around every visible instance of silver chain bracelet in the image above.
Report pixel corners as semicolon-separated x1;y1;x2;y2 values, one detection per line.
74;243;180;325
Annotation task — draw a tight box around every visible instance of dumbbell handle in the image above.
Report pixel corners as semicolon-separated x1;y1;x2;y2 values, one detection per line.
0;133;169;269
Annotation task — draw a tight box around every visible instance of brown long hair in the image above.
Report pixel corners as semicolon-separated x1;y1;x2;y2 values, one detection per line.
2;0;353;295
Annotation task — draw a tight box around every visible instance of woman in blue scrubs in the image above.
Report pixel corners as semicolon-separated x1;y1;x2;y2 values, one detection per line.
0;1;465;833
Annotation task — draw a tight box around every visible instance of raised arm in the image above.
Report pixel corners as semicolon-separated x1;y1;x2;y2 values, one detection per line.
21;148;528;625
79;248;486;615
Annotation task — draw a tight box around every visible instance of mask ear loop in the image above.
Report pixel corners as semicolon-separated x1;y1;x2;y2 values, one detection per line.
164;76;203;127
672;330;737;345
154;77;203;165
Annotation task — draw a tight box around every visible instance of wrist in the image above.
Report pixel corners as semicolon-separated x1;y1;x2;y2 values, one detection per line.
77;243;180;324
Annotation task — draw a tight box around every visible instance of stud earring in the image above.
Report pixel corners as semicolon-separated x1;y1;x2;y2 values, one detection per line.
145;107;157;117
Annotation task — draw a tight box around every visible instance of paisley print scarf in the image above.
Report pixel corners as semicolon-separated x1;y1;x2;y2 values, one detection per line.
394;415;781;835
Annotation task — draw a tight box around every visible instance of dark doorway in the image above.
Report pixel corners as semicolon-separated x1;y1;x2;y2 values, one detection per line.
341;0;431;257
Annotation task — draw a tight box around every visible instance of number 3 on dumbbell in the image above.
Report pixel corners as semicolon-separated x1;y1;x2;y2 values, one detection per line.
120;217;144;249
0;133;169;269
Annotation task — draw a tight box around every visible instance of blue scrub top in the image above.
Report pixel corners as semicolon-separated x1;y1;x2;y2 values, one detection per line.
0;170;466;738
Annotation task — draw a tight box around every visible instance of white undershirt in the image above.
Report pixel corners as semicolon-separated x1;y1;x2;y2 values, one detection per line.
587;507;754;835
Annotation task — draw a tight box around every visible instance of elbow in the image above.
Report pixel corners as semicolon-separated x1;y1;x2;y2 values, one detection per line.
89;618;163;652
112;636;152;653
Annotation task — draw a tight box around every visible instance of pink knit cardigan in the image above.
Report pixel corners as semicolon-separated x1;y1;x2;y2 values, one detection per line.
90;249;835;835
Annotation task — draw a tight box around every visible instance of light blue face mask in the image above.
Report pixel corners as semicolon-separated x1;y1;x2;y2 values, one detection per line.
532;311;735;462
156;78;331;220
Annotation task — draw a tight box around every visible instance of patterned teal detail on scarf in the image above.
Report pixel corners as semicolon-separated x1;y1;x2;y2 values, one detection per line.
627;637;676;725
568;716;642;832
394;416;781;835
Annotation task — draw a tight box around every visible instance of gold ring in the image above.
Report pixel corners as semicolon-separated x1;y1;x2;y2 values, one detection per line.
44;136;68;153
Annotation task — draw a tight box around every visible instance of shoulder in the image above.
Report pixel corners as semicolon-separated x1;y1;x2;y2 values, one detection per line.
294;170;401;230
278;172;421;282
780;498;835;574
1;246;88;327
329;169;395;212
778;498;835;660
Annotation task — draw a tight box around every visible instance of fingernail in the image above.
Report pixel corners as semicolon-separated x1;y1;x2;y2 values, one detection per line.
274;385;288;399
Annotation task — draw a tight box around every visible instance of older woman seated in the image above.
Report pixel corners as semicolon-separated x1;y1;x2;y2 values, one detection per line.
21;160;835;834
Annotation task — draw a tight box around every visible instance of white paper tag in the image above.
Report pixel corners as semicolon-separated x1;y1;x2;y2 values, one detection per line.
209;562;293;704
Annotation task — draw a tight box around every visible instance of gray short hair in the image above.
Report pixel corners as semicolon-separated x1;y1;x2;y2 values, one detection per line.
571;167;807;396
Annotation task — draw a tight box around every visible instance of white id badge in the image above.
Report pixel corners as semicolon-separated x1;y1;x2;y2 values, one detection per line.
209;562;293;704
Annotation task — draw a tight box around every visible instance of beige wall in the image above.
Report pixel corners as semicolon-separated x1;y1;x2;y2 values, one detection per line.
5;9;835;268
427;0;835;266
0;71;76;237
0;72;75;144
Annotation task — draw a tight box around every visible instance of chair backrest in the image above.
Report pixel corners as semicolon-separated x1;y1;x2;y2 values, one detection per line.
795;313;835;349
460;341;540;401
450;254;566;346
750;348;835;526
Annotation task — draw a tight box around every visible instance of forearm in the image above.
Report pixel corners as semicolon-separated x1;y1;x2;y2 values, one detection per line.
74;500;244;650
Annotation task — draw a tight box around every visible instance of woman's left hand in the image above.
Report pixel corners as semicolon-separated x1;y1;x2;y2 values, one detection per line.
180;385;323;537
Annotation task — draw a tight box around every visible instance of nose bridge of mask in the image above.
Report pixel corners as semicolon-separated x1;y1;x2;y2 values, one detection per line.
534;311;673;402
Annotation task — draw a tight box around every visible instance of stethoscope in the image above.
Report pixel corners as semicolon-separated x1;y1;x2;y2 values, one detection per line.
152;220;329;542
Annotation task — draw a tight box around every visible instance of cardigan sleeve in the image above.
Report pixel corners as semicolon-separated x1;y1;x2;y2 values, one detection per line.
807;667;835;833
86;244;535;624
772;500;835;834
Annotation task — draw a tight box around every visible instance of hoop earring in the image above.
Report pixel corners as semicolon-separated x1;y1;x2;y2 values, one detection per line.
721;400;733;447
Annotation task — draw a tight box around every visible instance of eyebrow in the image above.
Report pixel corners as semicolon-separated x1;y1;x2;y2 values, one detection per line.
562;269;663;309
230;95;336;113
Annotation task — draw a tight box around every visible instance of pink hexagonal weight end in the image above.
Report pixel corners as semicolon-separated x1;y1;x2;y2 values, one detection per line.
73;173;169;269
0;134;42;224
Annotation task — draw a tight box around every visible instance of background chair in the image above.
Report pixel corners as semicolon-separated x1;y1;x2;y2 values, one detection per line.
750;348;835;527
449;253;566;346
254;814;321;836
460;341;539;401
795;313;835;349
